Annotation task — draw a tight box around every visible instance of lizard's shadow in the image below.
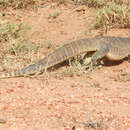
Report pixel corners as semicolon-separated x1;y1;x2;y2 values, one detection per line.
101;58;123;66
47;60;70;72
46;56;129;73
102;57;129;66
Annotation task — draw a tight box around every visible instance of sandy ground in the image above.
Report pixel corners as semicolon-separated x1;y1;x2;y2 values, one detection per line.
0;2;130;130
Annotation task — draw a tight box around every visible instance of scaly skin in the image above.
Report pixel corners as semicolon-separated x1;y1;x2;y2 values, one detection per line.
0;36;130;78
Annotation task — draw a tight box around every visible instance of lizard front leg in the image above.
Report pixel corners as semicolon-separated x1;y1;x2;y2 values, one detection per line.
88;46;109;72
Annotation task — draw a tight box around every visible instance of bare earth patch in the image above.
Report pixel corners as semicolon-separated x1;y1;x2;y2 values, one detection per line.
0;3;130;130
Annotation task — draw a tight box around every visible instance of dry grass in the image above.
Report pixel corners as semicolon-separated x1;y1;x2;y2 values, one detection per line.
76;0;130;33
94;1;130;33
0;20;43;72
79;0;107;8
0;0;36;10
0;0;129;31
0;21;31;55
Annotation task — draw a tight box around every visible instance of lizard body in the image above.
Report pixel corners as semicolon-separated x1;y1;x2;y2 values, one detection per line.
0;36;130;78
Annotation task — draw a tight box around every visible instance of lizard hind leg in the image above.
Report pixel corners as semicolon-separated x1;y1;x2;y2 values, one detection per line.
81;52;93;68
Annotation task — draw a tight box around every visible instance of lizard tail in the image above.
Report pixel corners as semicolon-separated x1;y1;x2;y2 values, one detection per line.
0;71;24;79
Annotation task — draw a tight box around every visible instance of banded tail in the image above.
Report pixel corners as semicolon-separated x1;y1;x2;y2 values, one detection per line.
0;38;98;79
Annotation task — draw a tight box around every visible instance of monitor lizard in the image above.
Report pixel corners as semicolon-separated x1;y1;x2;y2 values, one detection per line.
0;36;130;78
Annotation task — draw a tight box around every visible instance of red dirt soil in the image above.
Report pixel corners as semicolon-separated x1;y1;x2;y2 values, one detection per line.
0;3;130;130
